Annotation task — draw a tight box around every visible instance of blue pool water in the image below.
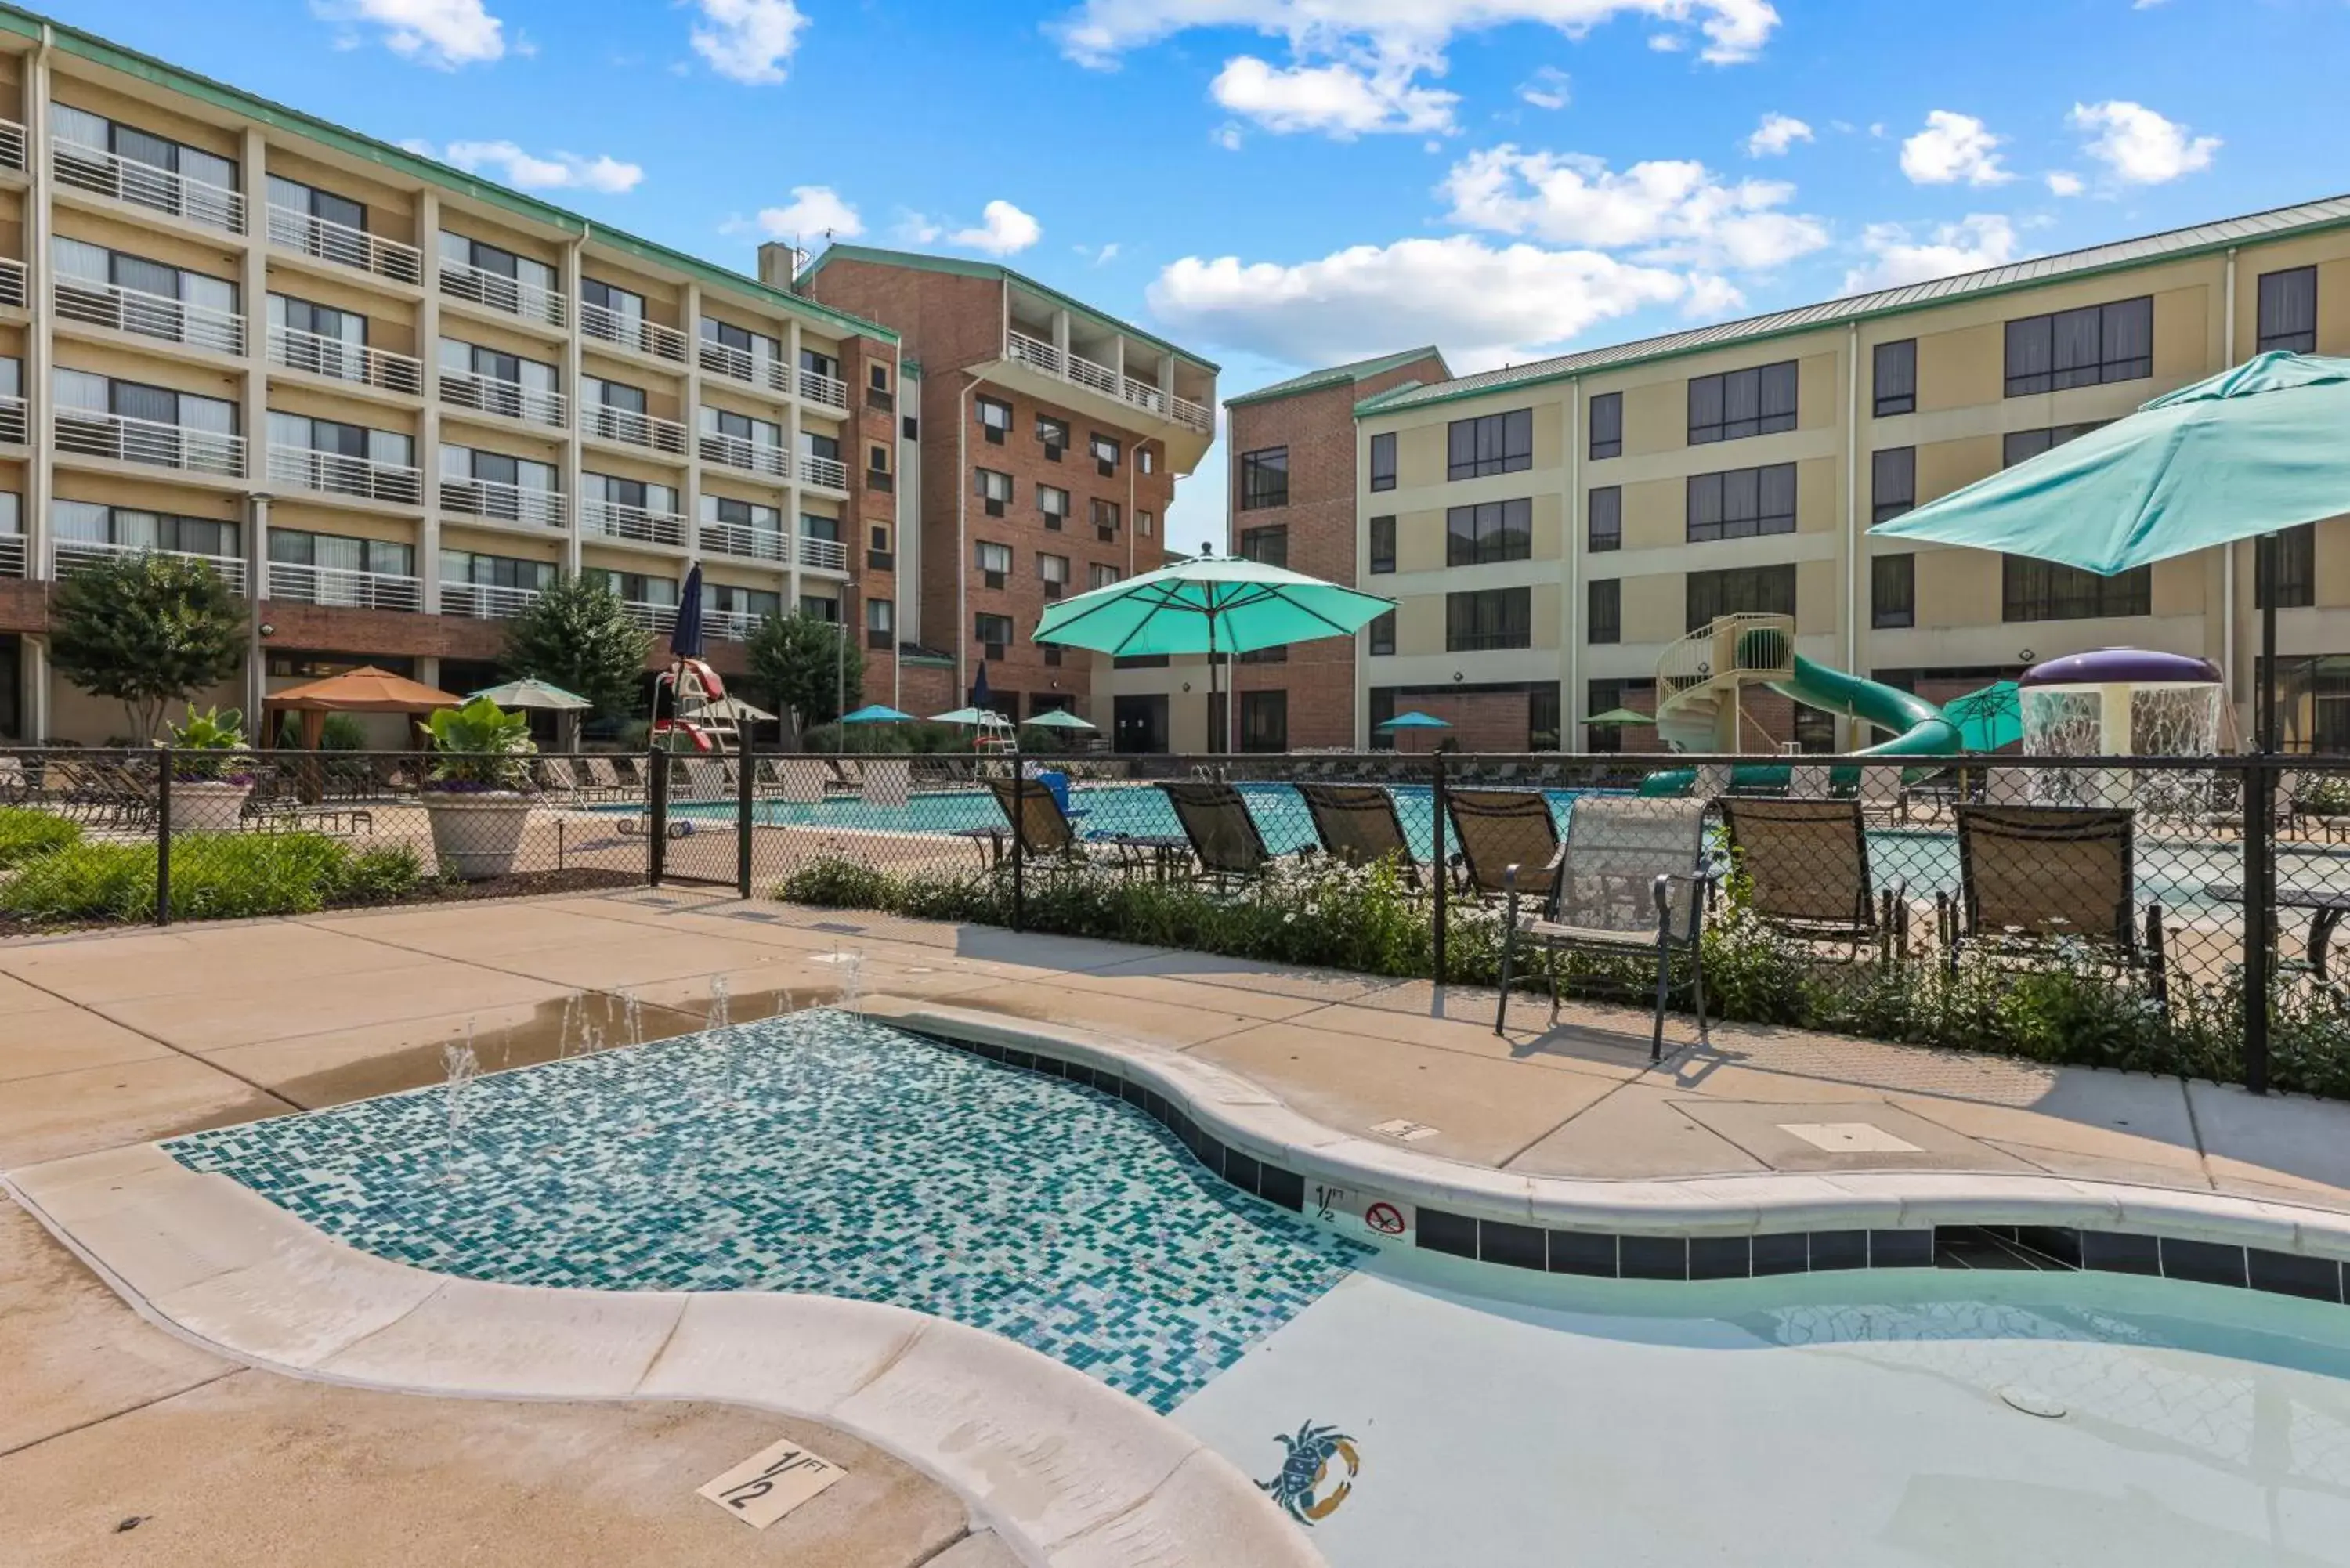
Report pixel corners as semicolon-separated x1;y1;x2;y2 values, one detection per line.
166;1011;1367;1413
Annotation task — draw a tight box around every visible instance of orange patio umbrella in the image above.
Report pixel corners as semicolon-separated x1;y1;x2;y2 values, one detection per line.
262;666;464;750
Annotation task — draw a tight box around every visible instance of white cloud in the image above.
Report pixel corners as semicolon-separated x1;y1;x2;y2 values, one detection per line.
739;185;862;240
1744;111;1812;157
691;0;808;85
1682;273;1746;318
1212;122;1246;150
432;140;643;193
2045;169;2084;197
951;200;1043;256
1842;214;2021;294
1209;56;1458;136
1441;144;1829;270
2068;99;2219;185
1148;235;1689;369
1518;67;1571;111
1899;110;2012;186
1646;31;1684;51
317;0;504;67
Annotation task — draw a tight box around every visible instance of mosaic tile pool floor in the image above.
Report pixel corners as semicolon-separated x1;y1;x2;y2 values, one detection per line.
167;1011;1369;1412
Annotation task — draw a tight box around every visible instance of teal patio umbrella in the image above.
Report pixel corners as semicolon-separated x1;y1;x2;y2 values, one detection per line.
1033;550;1397;750
1021;709;1097;731
841;704;913;724
1377;711;1451;732
1872;352;2350;749
1940;681;2023;753
930;707;997;725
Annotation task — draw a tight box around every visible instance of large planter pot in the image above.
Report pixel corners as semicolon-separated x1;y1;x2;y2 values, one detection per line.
171;779;252;834
422;791;536;880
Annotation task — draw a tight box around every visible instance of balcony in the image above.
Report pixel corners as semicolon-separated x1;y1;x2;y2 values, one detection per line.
580;402;689;456
697;338;788;395
707;608;761;641
55;406;244;478
797;367;848;411
440;370;566;430
265;204;423;286
266;445;425;508
698;520;786;562
0;533;21;577
0;117;24;172
799;535;848;573
55;277;244;357
1004;327;1213;437
439;580;542;620
264;560;422;612
439;475;564;529
700;430;786;479
267;323;424;396
0;392;26;447
582;496;688;547
54;536;246;592
800;453;848;491
621;599;679;634
52;136;244;234
439;258;566;328
0;258;23;310
582;302;687;363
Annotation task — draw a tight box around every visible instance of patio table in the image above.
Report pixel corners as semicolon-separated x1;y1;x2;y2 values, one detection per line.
2203;882;2350;977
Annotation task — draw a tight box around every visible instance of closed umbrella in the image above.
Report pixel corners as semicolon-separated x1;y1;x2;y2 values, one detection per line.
671;564;707;661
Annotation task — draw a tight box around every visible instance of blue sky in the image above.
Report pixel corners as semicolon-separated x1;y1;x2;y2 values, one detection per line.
47;0;2350;547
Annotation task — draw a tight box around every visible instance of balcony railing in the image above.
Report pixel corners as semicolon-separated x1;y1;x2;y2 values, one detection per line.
438;476;564;529
0;533;20;577
800;453;848;490
698;520;786;562
0;258;24;310
697;338;788;394
580;401;689;455
52;136;244;234
55;277;244;356
0;117;24;172
439;580;542;620
439;258;566;328
264;560;422;612
797;367;848;410
265;204;423;285
54;536;246;592
582;497;687;547
266;445;425;507
700;430;786;478
440;370;566;429
799;534;848;572
707;608;761;642
55;406;244;477
1003;327;1213;435
267;323;424;396
0;394;27;447
582;302;687;363
622;599;679;634
1170;392;1213;432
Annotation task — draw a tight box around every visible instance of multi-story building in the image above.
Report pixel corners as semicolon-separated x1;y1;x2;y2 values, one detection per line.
790;245;1217;741
1326;193;2350;753
0;4;910;743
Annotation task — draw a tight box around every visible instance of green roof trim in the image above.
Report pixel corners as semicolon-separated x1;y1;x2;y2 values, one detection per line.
3;1;897;344
1224;345;1448;410
1352;380;1431;414
1361;191;2350;419
798;243;1217;374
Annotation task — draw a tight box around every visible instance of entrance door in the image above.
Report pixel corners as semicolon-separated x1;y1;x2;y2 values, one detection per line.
1114;695;1166;754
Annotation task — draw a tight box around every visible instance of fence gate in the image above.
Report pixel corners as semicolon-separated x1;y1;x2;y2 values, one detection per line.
649;746;747;892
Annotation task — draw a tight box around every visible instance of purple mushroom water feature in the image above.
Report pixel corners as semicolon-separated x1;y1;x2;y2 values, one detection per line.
2019;648;2229;758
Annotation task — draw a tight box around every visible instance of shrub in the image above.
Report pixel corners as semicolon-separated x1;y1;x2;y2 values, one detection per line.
0;807;81;869
0;832;425;925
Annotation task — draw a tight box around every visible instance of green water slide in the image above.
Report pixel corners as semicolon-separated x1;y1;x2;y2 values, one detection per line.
1636;652;1965;797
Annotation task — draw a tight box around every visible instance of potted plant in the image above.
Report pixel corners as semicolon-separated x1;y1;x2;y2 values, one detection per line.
164;704;255;832
419;697;538;880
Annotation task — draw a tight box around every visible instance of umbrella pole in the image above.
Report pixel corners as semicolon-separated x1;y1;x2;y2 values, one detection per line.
2258;531;2279;754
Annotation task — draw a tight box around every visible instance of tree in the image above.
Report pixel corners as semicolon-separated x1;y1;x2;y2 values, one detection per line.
49;551;247;742
498;573;653;720
747;612;863;739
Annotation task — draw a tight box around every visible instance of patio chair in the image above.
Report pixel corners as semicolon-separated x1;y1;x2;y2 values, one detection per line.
1446;789;1560;902
613;756;645;793
1788;761;1832;799
682;757;730;801
1719;797;1905;962
536;757;587;799
1495;796;1716;1060
1159;779;1275;891
584;757;630;799
1943;804;2166;1009
1857;763;1909;826
976;776;1154;876
1297;782;1426;891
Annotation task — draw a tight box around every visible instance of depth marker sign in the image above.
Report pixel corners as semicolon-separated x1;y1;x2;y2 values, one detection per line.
699;1436;847;1529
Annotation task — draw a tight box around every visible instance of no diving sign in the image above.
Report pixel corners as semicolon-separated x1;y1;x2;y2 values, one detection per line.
1311;1180;1413;1242
699;1436;848;1530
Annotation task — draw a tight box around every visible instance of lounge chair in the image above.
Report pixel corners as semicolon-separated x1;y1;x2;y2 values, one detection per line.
1943;804;2166;1008
1446;789;1560;901
584;756;629;799
682;757;731;800
1159;779;1275;890
974;776;1156;876
1788;761;1832;799
1297;782;1426;890
537;757;586;798
1719;797;1904;961
1495;796;1715;1059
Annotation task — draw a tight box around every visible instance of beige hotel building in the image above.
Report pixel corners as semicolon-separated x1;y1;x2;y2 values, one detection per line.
1344;193;2350;754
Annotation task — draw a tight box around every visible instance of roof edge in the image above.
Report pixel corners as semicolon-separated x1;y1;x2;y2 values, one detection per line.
1224;345;1450;410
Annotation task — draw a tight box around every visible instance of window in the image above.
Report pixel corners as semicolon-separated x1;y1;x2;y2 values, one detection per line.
2002;423;2107;468
1240;692;1288;753
268;293;375;382
2258;267;2319;355
868;363;888;391
1368;515;1397;575
1871;554;1915;629
1091;498;1121;532
438;548;552;594
1139;446;1155;474
53;500;237;558
698;405;781;453
1239;525;1289;568
267;529;415;601
1686;464;1797;541
1530;686;1562;751
1038;483;1070;526
580;279;645;345
1447;408;1534;479
1871;447;1916;524
1587;486;1622;552
800;512;841;544
903;415;919;440
1873;339;1917;417
1369;432;1397;491
867;443;889;475
802;429;841;464
592;569;678;608
976;468;1013;508
53;238;240;352
55;106;240;229
698;495;783;556
1137;508;1155;537
1793;705;1838;754
1688;361;1798;444
1239;446;1289;510
1446;498;1533;566
975;540;1013;578
267;412;418;502
266;174;370;253
1036;414;1068;453
2002;556;2151;621
1090;563;1120;591
437;232;557;298
1368;609;1396;656
2005;296;2153;396
798;347;841;381
1445;587;1532;651
976;396;1012;439
1589;391;1623;459
2258;522;2317;609
799;594;840;622
1238;644;1287;666
1090;432;1122;468
710;584;782;622
866;598;894;643
1588;579;1621;645
436;444;561;521
1585;679;1650;754
1687;564;1795;631
975;612;1014;649
1038;552;1070;594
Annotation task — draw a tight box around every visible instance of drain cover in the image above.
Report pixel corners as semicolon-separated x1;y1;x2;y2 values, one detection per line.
1999;1386;2066;1419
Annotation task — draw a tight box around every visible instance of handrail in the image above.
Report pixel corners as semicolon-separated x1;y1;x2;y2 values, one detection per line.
267;323;423;395
797;367;848;410
582;497;688;547
0;394;27;447
800;453;848;490
439;258;566;327
0;117;24;172
54;406;245;477
52;135;244;233
265;204;423;284
439;475;565;528
0;257;27;310
439;580;542;620
700;430;786;477
799;534;848;571
698;519;786;562
580;400;689;455
266;445;424;506
55;276;244;356
0;533;23;577
582;302;688;363
440;370;567;428
698;337;789;393
264;560;422;612
54;536;246;591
